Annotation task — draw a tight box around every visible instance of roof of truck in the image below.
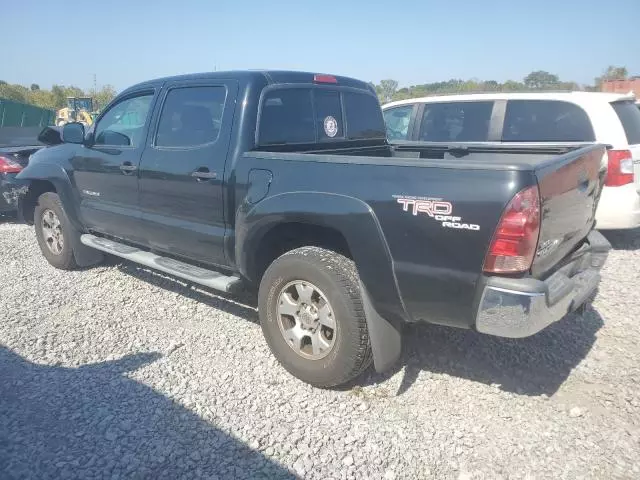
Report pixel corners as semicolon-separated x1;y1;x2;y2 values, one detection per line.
383;91;637;109
121;70;374;95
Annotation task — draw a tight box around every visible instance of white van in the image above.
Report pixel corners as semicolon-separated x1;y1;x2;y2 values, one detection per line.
383;92;640;229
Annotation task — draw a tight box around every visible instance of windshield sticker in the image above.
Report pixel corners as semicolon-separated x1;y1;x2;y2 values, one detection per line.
394;195;480;231
323;116;338;138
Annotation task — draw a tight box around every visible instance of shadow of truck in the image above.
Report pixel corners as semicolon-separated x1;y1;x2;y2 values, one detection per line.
0;346;295;480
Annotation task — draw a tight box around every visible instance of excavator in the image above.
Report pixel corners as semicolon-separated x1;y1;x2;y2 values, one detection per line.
55;97;96;126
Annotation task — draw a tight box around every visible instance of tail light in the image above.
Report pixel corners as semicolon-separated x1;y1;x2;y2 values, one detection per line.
484;185;541;273
314;74;338;84
605;150;634;187
0;155;23;174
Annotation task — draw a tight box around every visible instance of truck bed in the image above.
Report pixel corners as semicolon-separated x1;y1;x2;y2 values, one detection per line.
241;142;606;327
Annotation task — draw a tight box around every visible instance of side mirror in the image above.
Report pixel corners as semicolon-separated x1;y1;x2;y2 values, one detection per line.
61;122;85;144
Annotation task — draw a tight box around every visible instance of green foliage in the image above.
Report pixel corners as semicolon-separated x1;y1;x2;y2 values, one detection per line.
594;65;629;88
88;85;117;111
523;70;559;89
378;79;399;103
370;68;612;104
0;82;117;111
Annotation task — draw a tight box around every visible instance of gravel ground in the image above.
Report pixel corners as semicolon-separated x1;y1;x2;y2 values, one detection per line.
1;218;639;479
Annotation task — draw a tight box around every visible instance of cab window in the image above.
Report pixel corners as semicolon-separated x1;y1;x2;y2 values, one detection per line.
94;94;153;147
155;86;227;147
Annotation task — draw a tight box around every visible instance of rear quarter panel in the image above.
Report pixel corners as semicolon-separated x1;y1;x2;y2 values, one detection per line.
234;155;532;328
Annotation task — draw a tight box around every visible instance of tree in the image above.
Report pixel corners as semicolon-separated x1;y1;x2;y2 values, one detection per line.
0;80;7;85
482;80;499;91
602;65;628;80
523;71;560;90
0;83;29;102
30;84;40;91
502;80;525;91
51;85;67;109
90;85;117;111
378;79;398;103
594;65;628;90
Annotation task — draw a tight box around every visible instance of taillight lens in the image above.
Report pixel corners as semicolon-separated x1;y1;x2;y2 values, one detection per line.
605;150;634;187
313;74;338;84
0;155;23;174
484;185;541;273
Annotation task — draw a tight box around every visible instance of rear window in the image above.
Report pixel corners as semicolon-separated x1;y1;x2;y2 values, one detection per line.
611;101;640;145
343;92;386;139
503;100;595;142
258;88;385;145
418;101;494;142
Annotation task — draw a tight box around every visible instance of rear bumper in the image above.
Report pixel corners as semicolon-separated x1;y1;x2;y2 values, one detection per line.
595;183;640;230
475;230;610;338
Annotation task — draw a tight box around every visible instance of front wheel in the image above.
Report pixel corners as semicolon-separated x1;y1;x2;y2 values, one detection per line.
258;247;373;387
34;192;77;270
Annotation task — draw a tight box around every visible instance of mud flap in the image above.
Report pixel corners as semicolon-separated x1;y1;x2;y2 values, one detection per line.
359;283;403;372
63;217;104;268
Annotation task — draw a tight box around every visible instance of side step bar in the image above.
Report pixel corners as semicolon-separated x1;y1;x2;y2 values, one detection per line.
80;234;243;293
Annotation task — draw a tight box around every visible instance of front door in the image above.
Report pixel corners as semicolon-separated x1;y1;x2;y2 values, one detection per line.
71;90;155;242
138;81;238;267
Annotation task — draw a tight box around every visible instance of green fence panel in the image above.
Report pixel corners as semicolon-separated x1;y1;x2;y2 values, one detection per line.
0;98;55;127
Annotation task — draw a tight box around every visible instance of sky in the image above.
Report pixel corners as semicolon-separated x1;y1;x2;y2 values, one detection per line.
2;0;639;92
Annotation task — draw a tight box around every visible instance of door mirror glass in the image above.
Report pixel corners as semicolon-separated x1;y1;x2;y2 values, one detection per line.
61;122;85;144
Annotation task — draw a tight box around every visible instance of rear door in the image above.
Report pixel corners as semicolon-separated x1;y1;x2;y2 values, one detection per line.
138;80;238;267
610;100;640;193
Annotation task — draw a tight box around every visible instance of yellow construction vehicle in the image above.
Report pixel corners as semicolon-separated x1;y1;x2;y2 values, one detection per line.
56;97;95;126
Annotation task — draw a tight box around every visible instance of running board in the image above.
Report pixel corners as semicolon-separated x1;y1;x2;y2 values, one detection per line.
80;234;243;293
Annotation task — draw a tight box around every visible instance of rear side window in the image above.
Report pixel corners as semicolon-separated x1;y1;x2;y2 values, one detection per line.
156;86;226;147
258;88;385;145
610;101;640;145
418;102;494;142
503;100;595;142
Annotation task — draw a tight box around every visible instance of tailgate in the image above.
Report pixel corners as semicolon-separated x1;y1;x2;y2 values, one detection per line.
532;144;607;278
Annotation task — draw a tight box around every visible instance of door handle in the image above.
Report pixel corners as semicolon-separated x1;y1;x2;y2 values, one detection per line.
120;162;137;173
191;169;217;181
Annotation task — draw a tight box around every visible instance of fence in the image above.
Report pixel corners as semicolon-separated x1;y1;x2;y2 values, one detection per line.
0;98;55;128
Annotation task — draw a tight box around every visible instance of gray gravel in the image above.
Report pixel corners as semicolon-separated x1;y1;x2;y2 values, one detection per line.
1;219;639;479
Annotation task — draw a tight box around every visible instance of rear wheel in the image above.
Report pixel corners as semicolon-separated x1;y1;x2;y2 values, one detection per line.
258;247;373;387
34;192;77;270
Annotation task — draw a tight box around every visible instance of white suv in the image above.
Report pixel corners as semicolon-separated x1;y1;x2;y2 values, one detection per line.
383;92;640;229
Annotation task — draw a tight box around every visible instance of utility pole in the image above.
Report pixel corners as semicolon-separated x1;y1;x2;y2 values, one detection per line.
93;74;97;93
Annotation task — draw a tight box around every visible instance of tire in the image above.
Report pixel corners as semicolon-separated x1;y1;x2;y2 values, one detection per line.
258;247;373;387
34;192;78;270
